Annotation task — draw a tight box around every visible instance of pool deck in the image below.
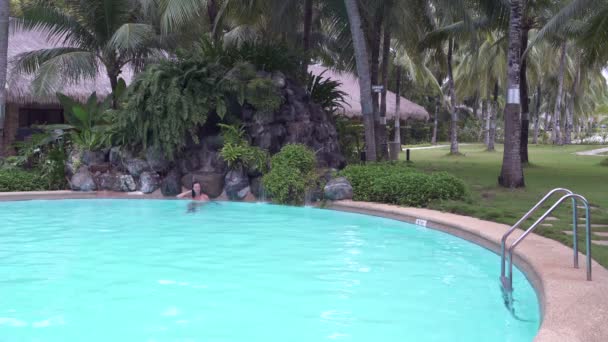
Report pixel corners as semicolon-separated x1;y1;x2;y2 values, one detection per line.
1;191;607;341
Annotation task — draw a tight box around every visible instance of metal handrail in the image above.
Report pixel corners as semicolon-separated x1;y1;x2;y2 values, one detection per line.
500;188;574;279
504;193;592;291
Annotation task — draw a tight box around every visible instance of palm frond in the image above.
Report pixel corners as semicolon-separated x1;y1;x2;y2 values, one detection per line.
109;23;157;51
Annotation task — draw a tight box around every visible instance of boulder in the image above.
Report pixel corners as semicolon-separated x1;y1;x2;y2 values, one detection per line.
65;149;82;177
224;169;249;200
181;172;225;198
235;186;251;201
125;158;149;177
109;147;125;170
119;175;137;192
82;150;106;166
161;169;182;197
323;177;353;201
139;172;161;194
272;71;287;88
177;150;201;174
250;176;266;200
89;163;111;174
145;147;170;173
96;172;122;191
70;167;96;191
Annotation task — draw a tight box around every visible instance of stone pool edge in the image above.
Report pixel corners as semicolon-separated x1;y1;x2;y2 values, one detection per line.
1;191;607;341
326;200;608;342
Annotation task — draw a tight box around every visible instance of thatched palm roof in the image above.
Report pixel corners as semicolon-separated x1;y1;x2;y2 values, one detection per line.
6;24;134;105
308;65;429;121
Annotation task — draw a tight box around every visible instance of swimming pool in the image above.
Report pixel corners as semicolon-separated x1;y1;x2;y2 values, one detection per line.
0;200;539;341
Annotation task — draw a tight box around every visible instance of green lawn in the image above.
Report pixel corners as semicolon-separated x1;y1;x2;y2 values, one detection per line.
403;144;608;267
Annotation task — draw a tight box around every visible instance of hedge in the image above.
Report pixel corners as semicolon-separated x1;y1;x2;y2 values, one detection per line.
339;163;467;207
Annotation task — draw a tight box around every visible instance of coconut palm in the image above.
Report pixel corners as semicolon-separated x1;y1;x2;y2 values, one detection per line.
343;0;376;161
454;31;507;151
11;0;164;107
498;0;525;188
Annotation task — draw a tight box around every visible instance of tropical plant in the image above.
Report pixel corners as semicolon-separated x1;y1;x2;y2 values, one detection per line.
117;54;282;159
263;144;317;205
55;91;116;151
218;123;269;172
306;71;347;114
12;0;164;106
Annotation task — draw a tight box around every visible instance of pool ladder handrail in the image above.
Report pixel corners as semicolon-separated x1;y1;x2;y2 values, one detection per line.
500;188;592;293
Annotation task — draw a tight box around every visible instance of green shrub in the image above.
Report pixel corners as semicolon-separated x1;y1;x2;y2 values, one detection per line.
270;144;316;172
0;169;47;192
339;163;467;207
219;124;269;173
263;144;317;205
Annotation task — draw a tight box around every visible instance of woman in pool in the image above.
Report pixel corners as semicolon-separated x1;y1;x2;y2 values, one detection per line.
177;181;210;201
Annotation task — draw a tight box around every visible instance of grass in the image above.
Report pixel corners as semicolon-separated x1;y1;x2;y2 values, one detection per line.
402;143;608;267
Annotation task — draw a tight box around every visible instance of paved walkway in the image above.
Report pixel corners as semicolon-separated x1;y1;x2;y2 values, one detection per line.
405;143;471;150
575;146;608;156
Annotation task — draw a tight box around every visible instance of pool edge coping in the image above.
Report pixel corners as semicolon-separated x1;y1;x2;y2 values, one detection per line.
1;191;607;341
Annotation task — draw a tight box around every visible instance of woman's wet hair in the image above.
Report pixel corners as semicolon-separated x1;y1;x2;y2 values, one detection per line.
192;181;201;198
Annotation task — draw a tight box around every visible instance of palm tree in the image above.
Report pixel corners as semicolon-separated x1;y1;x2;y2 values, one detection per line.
0;0;9;147
12;0;164;107
499;0;525;188
344;0;376;161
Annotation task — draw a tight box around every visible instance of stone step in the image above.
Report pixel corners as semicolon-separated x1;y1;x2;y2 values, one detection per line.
592;224;608;228
595;232;608;238
540;223;553;227
577;205;598;210
592;240;608;246
563;231;573;236
545;217;559;221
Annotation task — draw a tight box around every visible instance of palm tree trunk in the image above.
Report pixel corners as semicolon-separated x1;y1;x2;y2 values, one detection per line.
394;66;402;145
488;83;498;152
208;0;219;40
533;84;541;144
431;97;439;145
344;0;376;161
378;22;391;160
565;59;580;145
519;22;530;163
369;8;383;158
499;0;525;187
447;37;459;154
483;99;490;146
552;41;567;145
0;0;9;155
302;0;313;77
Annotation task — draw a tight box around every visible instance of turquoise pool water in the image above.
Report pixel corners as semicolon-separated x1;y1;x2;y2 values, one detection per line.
0;200;539;341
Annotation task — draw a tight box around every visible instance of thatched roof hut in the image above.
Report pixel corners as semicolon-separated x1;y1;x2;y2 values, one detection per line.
308;65;429;121
6;24;134;105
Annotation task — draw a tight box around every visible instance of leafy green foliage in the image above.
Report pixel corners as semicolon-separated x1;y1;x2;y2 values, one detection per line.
56;92;112;150
335;116;364;164
307;71;347;114
117;57;281;160
0;168;47;192
183;38;301;77
263;144;317;205
218;124;269;172
117;60;228;159
6;132;68;191
339;163;468;207
245;78;282;113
